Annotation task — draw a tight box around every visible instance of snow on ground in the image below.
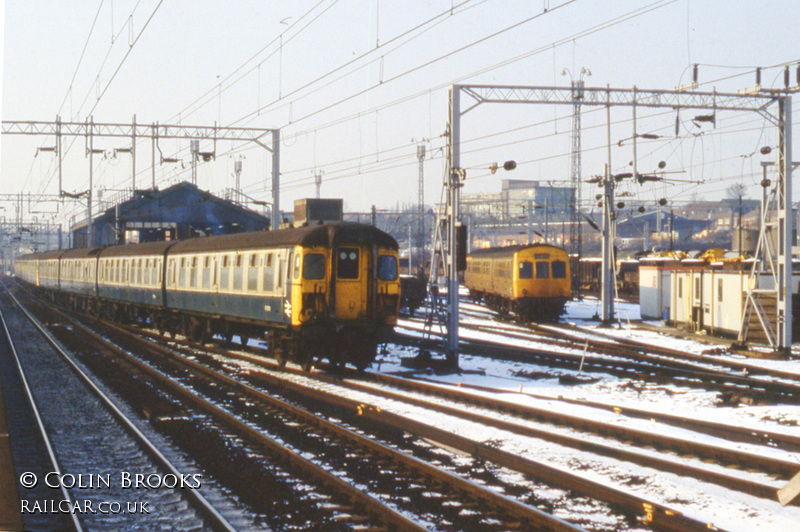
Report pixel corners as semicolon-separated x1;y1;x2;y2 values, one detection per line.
382;295;800;531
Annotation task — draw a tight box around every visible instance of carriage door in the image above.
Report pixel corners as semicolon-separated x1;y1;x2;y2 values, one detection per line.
335;247;364;319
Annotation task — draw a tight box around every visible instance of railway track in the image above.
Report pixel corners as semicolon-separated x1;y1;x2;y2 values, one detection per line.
1;286;229;532
213;346;800;506
14;280;800;530
463;298;800;386
15;285;587;531
124;335;727;531
397;312;800;405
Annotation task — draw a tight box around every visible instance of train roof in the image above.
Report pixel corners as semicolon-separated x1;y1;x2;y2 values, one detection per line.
16;250;65;261
15;223;398;262
468;243;567;258
61;246;107;259
99;240;176;258
167;222;398;254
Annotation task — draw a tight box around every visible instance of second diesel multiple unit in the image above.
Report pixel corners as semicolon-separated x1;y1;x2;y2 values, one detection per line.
15;222;401;370
464;243;571;321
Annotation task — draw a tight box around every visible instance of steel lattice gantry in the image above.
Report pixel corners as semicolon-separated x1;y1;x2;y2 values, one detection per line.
445;84;792;360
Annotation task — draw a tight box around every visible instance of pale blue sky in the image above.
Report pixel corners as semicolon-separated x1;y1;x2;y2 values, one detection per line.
2;0;799;225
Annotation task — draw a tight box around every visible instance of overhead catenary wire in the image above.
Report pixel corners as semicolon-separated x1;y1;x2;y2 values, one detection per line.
16;1;799;226
145;0;678;195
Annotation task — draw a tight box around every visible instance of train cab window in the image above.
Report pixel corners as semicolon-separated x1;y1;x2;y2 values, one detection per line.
248;254;259;291
263;253;275;291
378;255;398;281
518;261;533;279
233;255;243;291
535;262;550;279
220;255;230;290
337;248;359;279
303;253;325;280
552;260;567;279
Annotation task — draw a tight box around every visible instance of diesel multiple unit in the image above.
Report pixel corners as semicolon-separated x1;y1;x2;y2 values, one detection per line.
15;222;401;370
464;244;571;321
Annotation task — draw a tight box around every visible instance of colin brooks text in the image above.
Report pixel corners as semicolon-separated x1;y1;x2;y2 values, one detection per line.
25;472;202;489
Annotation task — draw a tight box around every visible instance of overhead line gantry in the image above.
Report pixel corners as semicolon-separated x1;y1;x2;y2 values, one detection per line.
443;83;792;361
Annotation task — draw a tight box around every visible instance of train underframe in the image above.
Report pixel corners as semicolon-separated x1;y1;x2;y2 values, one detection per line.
470;290;568;322
48;288;389;371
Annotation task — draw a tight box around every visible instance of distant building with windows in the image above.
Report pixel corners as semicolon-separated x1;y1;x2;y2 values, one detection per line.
460;179;575;218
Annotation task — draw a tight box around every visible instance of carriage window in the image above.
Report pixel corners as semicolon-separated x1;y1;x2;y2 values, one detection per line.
337;248;359;279
169;260;175;286
263;253;275;291
293;254;301;280
718;278;723;302
304;253;325;280
535;262;549;279
220;255;230;290
518;261;533;279
202;256;212;289
233;255;243;291
190;257;198;288
678;277;683;298
552;260;567;279
179;257;186;288
248;254;259;291
378;255;398;281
